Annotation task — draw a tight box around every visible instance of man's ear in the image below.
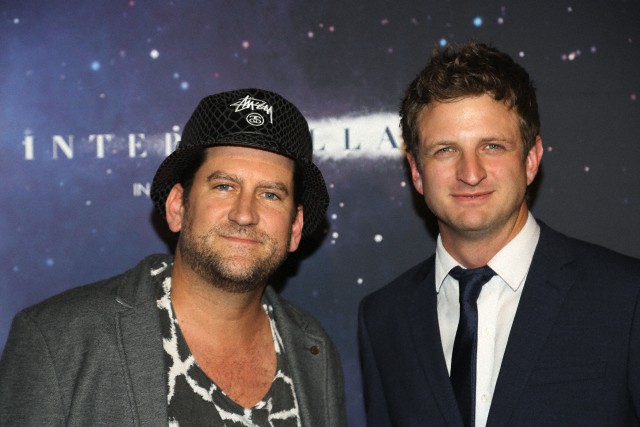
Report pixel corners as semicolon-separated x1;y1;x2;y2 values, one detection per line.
406;152;425;195
165;184;185;233
288;205;304;253
526;136;544;186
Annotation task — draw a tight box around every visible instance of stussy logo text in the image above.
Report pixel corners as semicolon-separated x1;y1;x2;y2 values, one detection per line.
230;95;274;124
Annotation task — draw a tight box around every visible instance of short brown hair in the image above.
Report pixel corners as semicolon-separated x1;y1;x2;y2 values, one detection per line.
400;42;540;162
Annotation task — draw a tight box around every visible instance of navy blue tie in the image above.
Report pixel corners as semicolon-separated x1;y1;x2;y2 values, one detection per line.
449;265;496;427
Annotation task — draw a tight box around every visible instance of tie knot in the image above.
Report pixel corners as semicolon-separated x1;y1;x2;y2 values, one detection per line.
449;265;496;303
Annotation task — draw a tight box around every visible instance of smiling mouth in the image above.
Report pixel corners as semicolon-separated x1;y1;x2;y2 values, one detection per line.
220;232;264;246
224;235;257;243
453;191;492;200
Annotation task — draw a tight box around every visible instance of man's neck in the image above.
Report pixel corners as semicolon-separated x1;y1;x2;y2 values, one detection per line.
440;208;530;268
169;256;277;408
169;256;268;344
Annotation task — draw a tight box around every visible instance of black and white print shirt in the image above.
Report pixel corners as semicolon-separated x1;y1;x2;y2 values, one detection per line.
153;266;302;427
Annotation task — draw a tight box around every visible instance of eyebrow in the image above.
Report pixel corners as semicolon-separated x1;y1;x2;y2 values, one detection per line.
478;136;511;142
425;135;512;147
206;171;291;196
206;171;240;184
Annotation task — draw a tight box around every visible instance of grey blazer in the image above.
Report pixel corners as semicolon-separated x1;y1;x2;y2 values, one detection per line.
0;254;346;426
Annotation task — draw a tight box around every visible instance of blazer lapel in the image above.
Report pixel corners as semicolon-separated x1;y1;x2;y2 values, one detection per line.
116;302;168;426
114;260;169;426
487;224;576;427
405;259;465;427
267;287;334;426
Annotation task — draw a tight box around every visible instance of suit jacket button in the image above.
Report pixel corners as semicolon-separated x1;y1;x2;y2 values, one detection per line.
310;345;321;355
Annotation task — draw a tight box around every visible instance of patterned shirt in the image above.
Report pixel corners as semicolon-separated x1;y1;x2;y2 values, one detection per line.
153;266;302;427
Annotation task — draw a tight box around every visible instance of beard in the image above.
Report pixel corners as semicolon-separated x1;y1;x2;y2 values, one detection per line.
177;214;291;294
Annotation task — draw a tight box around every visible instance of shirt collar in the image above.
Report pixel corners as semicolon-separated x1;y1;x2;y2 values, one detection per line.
435;212;540;292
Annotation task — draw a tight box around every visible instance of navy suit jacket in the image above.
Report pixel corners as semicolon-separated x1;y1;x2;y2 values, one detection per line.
359;223;640;426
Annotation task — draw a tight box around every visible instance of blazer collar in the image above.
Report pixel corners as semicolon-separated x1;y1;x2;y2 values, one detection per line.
265;286;341;426
487;222;576;427
114;255;172;425
405;257;466;427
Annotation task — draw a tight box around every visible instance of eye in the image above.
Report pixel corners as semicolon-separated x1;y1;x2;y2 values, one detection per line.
262;192;281;201
484;142;506;153
214;183;233;192
432;145;456;156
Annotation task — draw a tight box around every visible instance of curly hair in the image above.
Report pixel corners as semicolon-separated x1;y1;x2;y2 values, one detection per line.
400;42;540;163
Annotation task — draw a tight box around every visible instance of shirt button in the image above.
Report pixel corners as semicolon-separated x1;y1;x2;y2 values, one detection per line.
480;394;489;403
481;327;490;337
310;345;321;355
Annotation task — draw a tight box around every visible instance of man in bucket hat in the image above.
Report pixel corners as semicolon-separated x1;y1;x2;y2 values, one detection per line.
0;88;346;426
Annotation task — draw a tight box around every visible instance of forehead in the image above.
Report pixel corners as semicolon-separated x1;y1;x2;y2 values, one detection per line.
417;95;520;141
201;145;294;172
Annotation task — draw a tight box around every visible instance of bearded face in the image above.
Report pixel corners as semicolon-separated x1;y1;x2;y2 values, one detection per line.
168;146;304;294
177;208;292;293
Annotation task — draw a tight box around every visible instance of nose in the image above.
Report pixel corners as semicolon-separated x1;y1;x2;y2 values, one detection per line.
456;152;486;186
228;191;259;226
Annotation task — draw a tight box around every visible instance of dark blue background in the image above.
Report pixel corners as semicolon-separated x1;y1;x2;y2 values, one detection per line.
2;1;639;424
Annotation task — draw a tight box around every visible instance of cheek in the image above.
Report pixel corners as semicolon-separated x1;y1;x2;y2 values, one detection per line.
488;157;525;178
497;164;529;195
419;174;446;208
263;208;295;232
420;166;448;191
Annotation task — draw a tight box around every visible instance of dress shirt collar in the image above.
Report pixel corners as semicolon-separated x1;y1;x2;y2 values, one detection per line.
435;212;540;292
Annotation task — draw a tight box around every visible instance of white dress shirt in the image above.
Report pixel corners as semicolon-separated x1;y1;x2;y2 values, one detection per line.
435;212;540;427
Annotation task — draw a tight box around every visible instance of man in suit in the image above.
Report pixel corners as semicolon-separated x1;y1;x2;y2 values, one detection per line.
0;88;346;426
358;42;640;426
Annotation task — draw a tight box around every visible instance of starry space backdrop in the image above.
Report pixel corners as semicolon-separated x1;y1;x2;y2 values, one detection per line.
1;1;639;424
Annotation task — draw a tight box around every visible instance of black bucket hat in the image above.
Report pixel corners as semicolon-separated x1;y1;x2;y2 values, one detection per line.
151;88;329;237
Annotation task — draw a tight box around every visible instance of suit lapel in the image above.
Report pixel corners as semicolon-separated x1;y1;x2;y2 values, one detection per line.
487;224;576;427
405;259;465;427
